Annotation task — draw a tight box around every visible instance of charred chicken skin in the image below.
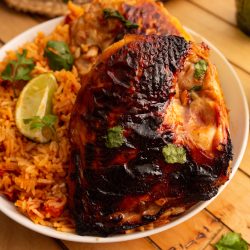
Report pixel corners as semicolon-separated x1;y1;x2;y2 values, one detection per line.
68;35;232;236
69;0;191;75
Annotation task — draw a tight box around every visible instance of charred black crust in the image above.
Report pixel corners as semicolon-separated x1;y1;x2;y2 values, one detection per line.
122;2;182;37
69;35;232;236
214;131;233;177
106;35;188;106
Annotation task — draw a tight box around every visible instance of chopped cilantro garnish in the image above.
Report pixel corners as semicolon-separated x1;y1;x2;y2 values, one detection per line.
194;59;207;79
103;9;139;29
189;85;202;92
23;114;57;141
44;41;74;71
215;232;248;250
162;144;186;164
1;49;35;82
105;126;124;148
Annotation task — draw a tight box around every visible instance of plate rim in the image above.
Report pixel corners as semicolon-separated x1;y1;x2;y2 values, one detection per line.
0;17;248;243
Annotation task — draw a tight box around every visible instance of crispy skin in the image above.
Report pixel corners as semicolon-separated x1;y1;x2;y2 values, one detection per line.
69;0;190;75
68;35;232;236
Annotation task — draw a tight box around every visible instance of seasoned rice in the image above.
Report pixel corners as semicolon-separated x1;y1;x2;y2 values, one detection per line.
0;19;81;232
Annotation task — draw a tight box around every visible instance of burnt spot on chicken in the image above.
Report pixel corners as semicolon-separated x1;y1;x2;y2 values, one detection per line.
122;1;181;36
68;35;232;236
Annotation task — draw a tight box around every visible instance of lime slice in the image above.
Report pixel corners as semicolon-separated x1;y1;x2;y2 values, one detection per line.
15;73;58;143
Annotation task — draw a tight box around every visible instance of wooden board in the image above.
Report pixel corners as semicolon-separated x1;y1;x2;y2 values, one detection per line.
204;227;231;250
0;2;39;42
0;212;60;250
233;66;250;116
150;210;222;250
189;0;237;25
207;170;250;243
0;1;250;249
165;1;250;73
238;134;250;176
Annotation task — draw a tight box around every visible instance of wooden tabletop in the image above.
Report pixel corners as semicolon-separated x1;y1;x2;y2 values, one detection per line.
0;1;250;249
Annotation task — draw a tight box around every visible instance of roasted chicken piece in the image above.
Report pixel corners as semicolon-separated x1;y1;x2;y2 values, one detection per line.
69;0;191;75
68;34;232;236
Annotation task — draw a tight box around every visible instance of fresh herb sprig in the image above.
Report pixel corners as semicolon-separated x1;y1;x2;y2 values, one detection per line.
214;232;248;250
105;126;125;148
44;41;74;71
162;144;187;164
194;59;207;79
189;85;202;92
103;9;139;29
23;114;58;141
1;49;35;83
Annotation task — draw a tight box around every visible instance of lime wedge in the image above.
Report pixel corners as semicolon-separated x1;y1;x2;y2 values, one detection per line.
15;73;58;143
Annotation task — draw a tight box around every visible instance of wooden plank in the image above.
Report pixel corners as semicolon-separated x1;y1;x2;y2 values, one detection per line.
230;66;250;175
238;133;250;176
207;170;250;244
0;212;60;250
189;0;237;25
233;66;250;114
0;2;248;250
0;40;4;48
0;2;39;42
209;227;232;246
164;1;250;73
210;227;250;249
149;210;223;250
204;227;231;250
63;238;157;250
205;226;250;249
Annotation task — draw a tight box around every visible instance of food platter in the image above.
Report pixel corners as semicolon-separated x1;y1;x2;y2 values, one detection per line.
0;17;248;243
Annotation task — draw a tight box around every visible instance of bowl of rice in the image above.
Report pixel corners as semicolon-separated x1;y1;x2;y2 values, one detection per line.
0;6;248;243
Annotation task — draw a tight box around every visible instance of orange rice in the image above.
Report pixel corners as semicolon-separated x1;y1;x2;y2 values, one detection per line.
0;17;82;232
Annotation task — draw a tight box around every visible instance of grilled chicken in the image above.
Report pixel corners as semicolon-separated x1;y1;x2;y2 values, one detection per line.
68;34;232;236
69;0;190;75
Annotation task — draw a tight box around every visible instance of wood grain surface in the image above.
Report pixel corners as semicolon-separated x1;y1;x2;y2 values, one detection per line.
0;1;249;249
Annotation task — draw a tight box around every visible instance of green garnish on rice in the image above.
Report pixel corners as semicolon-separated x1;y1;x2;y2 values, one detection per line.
1;49;35;82
23;114;58;141
44;41;74;71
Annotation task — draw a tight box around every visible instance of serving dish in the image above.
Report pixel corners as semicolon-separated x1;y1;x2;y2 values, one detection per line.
0;17;248;243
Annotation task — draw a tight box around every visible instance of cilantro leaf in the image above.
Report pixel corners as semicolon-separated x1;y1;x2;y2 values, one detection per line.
162;144;187;164
189;85;203;92
105;126;124;148
44;41;74;71
194;59;207;79
1;64;13;81
0;49;35;83
15;66;34;81
16;50;33;66
42;114;58;127
103;9;139;29
215;232;248;250
23;118;33;124
30;122;45;130
23;114;58;141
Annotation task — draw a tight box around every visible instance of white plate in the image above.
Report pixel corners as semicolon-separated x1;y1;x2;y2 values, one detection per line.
0;17;249;243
